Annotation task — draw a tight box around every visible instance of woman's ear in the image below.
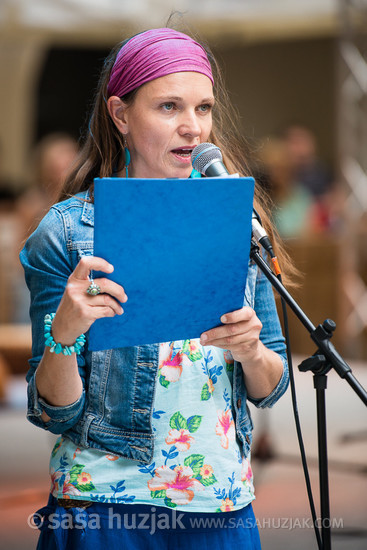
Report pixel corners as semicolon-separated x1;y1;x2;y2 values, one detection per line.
107;96;129;134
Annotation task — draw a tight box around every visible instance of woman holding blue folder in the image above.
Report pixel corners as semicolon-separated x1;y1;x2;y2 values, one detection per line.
21;27;291;549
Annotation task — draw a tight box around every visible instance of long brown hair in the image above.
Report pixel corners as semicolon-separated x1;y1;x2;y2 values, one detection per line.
60;31;295;284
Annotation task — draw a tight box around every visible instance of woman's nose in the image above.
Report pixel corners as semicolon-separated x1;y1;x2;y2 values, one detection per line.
178;110;201;137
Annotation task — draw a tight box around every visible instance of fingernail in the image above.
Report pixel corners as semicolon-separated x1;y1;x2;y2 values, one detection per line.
200;334;208;343
221;315;227;323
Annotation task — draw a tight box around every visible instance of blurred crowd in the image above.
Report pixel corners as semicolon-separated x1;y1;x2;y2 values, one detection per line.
255;125;344;239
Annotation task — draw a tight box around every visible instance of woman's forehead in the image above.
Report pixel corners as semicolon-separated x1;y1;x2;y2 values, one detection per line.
137;72;214;98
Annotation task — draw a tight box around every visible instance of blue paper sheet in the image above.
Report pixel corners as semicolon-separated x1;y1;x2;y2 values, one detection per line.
89;177;254;350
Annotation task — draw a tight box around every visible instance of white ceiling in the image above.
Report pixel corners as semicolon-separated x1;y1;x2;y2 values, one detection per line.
0;0;340;33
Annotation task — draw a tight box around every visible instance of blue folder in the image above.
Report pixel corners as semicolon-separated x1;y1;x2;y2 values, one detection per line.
89;177;254;350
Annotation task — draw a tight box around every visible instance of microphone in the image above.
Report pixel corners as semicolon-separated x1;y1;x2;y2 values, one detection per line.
191;142;276;259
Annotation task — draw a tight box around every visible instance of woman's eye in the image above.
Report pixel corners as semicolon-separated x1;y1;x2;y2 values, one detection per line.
161;102;175;111
198;104;212;113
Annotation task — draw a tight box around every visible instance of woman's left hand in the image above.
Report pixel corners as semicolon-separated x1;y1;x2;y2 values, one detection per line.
200;306;263;364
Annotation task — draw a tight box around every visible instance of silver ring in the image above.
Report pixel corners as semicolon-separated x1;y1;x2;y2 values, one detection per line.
86;281;101;296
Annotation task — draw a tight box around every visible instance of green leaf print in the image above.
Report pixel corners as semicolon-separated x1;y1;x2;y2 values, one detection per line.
159;374;170;388
201;383;211;401
69;464;96;492
164;497;177;508
182;339;203;362
76;481;96;492
186;415;202;433
151;490;166;499
182;340;190;354
184;454;204;476
169;411;188;430
189;350;203;361
51;439;63;458
199;474;217;487
68;464;85;484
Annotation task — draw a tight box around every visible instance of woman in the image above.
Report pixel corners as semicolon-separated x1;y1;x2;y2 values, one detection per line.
20;28;289;549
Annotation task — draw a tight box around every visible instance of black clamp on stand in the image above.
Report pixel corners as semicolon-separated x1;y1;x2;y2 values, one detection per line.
249;240;367;550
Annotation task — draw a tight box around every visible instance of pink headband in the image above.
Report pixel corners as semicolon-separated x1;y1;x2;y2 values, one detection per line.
107;28;214;98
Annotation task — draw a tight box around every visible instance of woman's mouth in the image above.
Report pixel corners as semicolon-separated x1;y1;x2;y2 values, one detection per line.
171;147;194;163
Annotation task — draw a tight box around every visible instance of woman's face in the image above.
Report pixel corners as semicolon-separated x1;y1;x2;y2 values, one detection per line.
114;72;214;179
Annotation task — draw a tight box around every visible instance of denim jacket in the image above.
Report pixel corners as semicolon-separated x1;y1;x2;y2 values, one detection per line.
20;191;289;464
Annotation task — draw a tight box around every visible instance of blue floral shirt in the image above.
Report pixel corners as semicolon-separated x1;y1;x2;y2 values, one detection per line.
49;340;255;512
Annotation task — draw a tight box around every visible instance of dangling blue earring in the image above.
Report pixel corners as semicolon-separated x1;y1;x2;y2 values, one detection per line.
124;137;131;178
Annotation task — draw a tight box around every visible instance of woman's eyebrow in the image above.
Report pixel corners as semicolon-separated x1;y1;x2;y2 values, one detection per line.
152;95;215;102
152;95;182;101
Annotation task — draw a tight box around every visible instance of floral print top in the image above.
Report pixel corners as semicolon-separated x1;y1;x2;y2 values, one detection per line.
49;340;255;512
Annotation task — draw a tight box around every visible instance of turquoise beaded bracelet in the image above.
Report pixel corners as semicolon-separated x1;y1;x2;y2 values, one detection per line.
44;313;86;356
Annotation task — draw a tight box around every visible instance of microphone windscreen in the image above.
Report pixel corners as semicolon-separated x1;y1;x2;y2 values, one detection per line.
191;142;222;174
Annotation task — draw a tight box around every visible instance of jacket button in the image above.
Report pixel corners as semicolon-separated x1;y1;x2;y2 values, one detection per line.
237;398;241;408
246;435;250;444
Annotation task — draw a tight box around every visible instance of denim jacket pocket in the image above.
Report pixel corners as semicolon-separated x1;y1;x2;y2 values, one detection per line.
69;243;93;269
75;245;93;258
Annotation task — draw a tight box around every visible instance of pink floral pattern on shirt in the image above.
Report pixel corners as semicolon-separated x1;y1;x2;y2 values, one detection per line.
165;429;194;451
159;343;185;384
49;340;255;512
216;409;236;449
148;465;204;505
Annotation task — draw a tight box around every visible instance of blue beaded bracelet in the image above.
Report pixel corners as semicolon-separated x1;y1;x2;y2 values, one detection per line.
44;313;86;356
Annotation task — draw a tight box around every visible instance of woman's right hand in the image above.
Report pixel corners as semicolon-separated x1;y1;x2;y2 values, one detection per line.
51;256;127;346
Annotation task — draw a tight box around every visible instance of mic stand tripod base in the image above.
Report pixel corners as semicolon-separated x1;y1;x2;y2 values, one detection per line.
299;355;332;550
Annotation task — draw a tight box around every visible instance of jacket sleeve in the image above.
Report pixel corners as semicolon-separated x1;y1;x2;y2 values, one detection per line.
246;266;289;409
19;207;86;433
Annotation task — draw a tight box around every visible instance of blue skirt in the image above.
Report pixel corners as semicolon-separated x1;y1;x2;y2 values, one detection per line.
34;495;261;550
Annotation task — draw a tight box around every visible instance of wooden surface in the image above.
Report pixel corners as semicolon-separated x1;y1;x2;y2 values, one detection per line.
0;324;32;375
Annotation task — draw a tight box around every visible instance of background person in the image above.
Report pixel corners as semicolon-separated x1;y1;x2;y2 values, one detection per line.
9;133;80;325
17;132;79;239
257;137;316;239
281;124;336;233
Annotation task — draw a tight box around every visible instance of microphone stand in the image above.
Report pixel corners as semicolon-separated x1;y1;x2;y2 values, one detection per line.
249;240;367;550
